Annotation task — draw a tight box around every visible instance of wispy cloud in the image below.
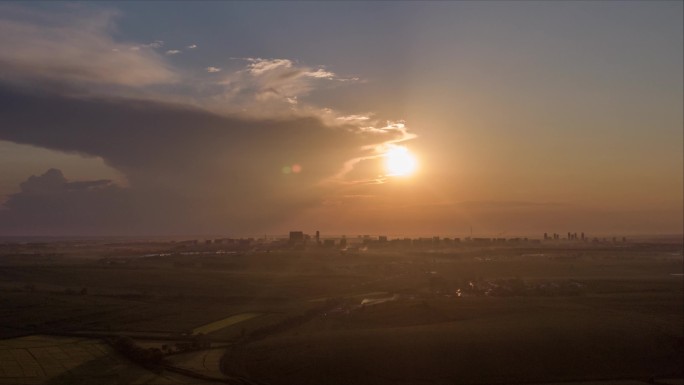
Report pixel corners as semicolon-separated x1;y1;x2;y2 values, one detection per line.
304;68;336;79
206;57;363;116
165;49;181;55
186;44;197;49
337;114;371;122
330;120;417;185
0;5;175;88
144;40;164;49
206;66;221;73
131;40;164;51
244;57;294;76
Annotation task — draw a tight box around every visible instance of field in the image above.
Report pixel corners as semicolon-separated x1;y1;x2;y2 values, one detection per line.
192;313;263;336
0;239;682;384
166;349;227;379
0;335;218;385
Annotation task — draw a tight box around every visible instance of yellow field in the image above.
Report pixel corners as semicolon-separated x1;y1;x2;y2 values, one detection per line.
191;312;262;335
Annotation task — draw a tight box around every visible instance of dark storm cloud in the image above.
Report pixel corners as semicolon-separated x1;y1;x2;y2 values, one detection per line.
0;4;417;235
18;168;112;193
0;83;404;235
0;168;134;235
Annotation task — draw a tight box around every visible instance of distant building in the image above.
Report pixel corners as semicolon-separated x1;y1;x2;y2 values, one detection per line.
323;239;335;247
289;231;304;244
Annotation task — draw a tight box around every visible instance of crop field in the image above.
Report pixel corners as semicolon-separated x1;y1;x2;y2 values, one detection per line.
226;294;682;385
0;240;682;384
192;312;263;335
0;335;206;385
221;245;684;385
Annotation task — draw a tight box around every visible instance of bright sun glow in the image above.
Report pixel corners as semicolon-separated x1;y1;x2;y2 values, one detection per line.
384;146;418;177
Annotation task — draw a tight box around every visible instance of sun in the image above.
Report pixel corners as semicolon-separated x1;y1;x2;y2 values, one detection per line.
384;146;418;177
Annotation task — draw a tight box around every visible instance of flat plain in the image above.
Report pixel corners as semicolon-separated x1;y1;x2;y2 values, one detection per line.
0;239;681;384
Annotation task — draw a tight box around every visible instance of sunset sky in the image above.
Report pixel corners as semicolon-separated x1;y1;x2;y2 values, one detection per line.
0;1;682;237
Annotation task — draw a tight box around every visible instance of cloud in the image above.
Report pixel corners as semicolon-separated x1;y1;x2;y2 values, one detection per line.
18;168;112;194
186;44;197;49
0;5;175;89
208;58;361;115
139;40;164;49
337;114;371;122
0;167;223;236
245;58;295;76
18;168;69;194
0;5;361;117
304;68;336;79
0;168;138;235
0;5;416;235
0;83;411;235
136;40;164;51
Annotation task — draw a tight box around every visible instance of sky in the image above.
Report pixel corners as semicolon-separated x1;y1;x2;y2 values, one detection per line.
0;1;682;237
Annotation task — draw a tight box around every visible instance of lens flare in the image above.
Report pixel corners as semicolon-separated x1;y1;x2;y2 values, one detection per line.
282;163;302;175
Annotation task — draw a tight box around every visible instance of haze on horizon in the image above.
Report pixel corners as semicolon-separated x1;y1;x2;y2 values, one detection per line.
0;1;682;237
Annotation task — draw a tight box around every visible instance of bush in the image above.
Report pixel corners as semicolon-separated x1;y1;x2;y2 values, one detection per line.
108;336;165;372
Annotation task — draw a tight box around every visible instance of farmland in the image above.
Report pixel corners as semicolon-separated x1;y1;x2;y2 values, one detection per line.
192;313;263;336
0;238;682;384
0;335;214;385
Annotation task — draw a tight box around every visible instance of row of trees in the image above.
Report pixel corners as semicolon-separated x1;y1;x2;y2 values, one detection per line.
108;336;164;372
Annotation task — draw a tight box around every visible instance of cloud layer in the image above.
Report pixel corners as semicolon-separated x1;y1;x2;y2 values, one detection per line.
0;5;416;236
0;82;410;235
0;5;176;91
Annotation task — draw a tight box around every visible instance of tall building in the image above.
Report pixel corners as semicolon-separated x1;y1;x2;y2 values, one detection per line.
289;231;304;244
